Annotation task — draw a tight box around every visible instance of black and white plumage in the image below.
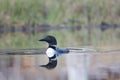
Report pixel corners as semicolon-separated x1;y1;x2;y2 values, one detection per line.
39;35;69;69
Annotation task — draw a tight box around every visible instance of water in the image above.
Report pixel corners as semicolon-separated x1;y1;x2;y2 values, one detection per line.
0;49;120;80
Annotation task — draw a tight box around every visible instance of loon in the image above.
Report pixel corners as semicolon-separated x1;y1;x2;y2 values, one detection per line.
39;35;69;69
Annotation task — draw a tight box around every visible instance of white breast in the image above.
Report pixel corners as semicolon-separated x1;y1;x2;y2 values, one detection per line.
46;48;56;57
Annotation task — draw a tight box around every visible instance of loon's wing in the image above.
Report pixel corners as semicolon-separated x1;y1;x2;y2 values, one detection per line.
56;48;69;56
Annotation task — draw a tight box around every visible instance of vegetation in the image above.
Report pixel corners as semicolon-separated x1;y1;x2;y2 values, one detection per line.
0;0;120;49
0;0;120;26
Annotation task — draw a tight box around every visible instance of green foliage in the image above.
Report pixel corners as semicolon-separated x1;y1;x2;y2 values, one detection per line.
0;0;120;26
0;0;120;49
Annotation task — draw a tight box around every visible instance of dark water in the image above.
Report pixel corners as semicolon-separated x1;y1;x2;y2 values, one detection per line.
0;23;120;34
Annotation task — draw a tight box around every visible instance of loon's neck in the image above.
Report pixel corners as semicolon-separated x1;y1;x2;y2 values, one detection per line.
48;45;57;50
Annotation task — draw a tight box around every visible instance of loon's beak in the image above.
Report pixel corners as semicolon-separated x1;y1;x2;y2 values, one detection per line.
39;38;46;41
39;39;45;41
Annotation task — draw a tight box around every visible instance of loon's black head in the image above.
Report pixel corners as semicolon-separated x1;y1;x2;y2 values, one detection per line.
39;35;57;45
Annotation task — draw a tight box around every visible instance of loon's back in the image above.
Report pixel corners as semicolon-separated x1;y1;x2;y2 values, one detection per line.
56;48;69;56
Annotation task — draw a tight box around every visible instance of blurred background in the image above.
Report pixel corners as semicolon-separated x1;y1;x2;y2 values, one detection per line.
0;0;120;80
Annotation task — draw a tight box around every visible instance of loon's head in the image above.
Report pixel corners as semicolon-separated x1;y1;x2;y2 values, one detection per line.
39;35;57;46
